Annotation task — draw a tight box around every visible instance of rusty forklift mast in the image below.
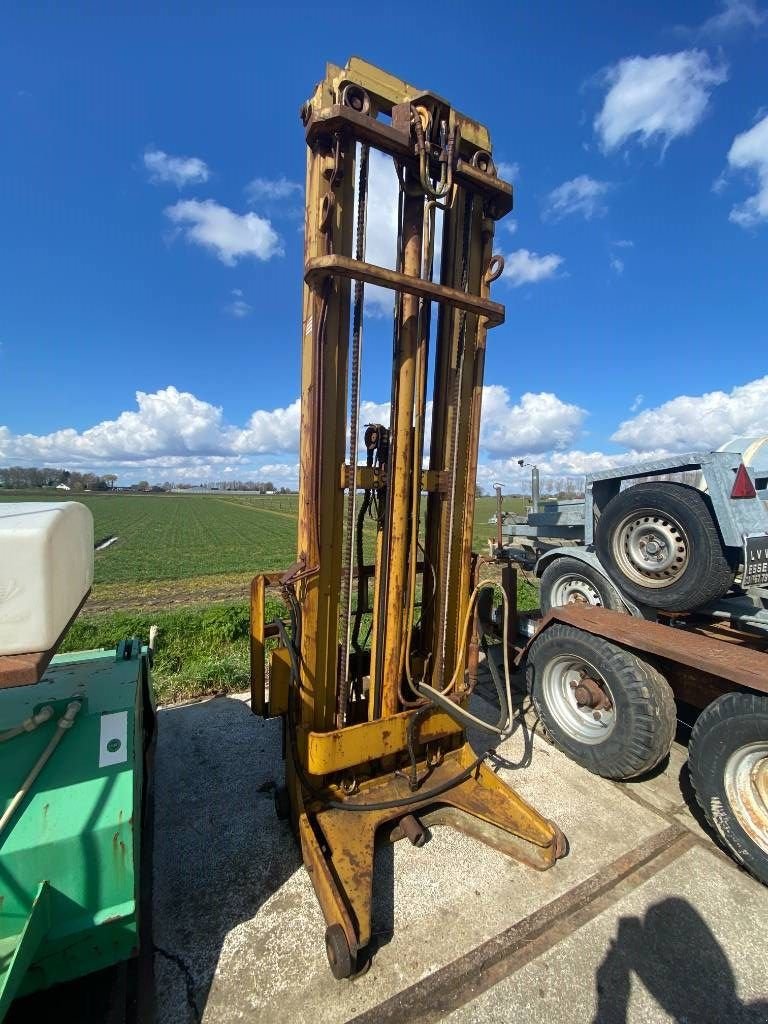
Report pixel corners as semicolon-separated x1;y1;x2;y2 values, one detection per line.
251;57;565;978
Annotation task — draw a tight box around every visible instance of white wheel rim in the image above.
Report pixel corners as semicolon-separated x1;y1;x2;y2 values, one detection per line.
540;654;615;744
551;574;603;608
724;741;768;856
611;507;689;590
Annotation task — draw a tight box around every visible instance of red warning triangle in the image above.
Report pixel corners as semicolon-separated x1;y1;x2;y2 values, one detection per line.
731;463;757;499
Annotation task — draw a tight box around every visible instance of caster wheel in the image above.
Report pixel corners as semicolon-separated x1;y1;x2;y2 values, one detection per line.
325;923;356;980
274;785;291;820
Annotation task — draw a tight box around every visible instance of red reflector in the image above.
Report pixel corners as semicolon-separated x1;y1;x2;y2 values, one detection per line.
731;463;757;499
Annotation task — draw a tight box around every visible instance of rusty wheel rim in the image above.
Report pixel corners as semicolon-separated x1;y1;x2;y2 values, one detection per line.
541;655;615;744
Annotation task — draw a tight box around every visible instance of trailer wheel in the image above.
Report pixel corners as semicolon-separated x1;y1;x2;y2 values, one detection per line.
539;557;624;614
526;623;676;779
594;481;734;612
689;692;768;886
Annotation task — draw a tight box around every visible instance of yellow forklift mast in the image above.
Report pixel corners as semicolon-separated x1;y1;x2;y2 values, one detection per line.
251;56;565;978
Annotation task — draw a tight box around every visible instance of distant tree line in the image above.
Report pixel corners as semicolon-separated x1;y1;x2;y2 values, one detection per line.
0;466;118;491
171;480;294;493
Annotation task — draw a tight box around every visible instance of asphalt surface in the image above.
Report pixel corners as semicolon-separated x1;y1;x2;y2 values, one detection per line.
151;686;768;1024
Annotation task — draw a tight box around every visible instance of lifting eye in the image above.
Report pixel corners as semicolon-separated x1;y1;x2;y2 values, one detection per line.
471;149;496;176
340;83;371;116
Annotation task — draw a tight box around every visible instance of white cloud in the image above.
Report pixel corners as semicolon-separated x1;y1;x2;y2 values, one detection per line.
479;387;586;454
224;289;252;318
544;175;612;220
630;393;644;413
725;112;768;227
613;238;634;248
594;50;728;153
501;219;518;235
362;149;400;316
245;176;302;202
144;148;210;187
232;400;301;455
695;0;766;35
496;161;520;182
0;383;590;484
501;249;564;287
165;199;282;265
609;255;624;274
612;375;768;451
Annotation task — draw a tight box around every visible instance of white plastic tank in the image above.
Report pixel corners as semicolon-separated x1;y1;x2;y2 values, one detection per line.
0;502;94;656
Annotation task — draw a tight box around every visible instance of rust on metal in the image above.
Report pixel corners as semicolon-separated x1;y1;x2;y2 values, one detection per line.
305;255;506;326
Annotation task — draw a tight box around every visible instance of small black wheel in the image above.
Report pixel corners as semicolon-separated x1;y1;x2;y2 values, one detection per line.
689;692;768;887
526;623;676;779
325;923;356;980
274;785;291;821
539;556;624;614
594;481;734;612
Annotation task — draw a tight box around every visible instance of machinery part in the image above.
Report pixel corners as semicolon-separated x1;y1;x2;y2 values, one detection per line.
526;623;676;779
251;57;564;978
399;813;428;847
594;481;734;611
0;640;155;1017
539;556;624;614
689;692;768;886
325;923;355;980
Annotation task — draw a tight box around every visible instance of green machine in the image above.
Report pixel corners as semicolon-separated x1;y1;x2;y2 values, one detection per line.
0;503;155;1021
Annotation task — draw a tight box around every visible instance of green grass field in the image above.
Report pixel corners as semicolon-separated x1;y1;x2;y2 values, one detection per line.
0;490;526;589
1;489;533;700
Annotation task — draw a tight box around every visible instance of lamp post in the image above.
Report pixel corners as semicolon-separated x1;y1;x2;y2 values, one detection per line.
517;459;540;513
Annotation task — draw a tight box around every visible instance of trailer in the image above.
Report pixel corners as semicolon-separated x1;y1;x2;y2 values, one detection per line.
485;452;768;889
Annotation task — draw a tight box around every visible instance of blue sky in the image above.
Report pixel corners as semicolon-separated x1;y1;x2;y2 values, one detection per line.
1;1;767;487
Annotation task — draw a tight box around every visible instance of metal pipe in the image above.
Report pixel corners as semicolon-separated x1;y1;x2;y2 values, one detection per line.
378;174;424;718
0;702;81;837
532;466;540;513
494;483;503;553
0;705;54;744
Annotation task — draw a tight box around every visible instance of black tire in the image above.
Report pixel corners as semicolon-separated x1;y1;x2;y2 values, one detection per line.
526;623;676;779
594;481;734;612
539;556;625;615
689;692;768;886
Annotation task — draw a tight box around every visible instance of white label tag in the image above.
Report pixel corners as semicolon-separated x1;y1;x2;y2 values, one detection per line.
99;711;128;767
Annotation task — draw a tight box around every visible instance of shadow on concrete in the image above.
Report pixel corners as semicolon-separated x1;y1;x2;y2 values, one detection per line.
592;897;768;1023
151;694;303;1024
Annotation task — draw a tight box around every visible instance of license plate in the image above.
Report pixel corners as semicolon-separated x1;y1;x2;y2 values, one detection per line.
743;534;768;588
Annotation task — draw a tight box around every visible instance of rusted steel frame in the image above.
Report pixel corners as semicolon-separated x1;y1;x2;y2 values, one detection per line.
305;107;514;216
299;706;462;775
377;172;424;718
249;574;285;718
298;81;356;732
523;605;768;696
302;741;562;955
423;188;470;690
456;213;497;674
441;197;487;693
305;254;505;326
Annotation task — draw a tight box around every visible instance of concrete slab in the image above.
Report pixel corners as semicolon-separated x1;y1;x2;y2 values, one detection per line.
446;845;768;1023
152;692;670;1024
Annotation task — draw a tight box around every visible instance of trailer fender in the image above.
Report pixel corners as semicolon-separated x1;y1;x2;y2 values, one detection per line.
534;547;644;617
